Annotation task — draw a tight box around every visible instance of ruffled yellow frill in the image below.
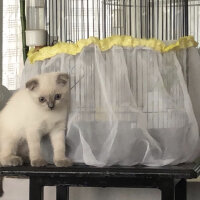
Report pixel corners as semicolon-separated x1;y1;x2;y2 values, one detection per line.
28;35;198;64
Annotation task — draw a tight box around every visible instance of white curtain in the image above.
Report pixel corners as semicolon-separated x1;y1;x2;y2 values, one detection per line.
2;0;23;90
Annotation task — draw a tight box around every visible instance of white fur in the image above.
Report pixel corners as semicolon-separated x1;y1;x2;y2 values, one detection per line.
0;72;72;167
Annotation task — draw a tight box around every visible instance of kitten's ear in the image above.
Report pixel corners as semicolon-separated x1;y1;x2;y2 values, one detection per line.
26;79;39;91
56;73;69;85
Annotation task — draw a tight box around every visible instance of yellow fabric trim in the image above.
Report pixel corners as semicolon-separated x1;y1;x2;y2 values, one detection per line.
28;35;198;64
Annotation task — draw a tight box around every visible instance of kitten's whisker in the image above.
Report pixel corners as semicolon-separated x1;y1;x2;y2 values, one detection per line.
70;75;85;90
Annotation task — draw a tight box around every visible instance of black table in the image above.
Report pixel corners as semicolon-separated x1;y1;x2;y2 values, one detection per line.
0;163;200;200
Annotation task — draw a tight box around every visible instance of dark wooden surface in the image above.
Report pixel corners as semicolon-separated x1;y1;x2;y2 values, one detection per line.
0;163;199;179
0;163;198;200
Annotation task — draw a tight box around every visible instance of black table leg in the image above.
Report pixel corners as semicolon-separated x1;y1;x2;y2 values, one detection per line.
29;177;44;200
56;186;69;200
0;176;4;196
159;178;175;200
175;179;186;200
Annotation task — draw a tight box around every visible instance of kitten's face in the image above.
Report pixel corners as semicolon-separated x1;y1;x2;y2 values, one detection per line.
26;72;69;111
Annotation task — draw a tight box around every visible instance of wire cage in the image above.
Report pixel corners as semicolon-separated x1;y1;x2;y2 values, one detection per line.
21;0;198;124
43;0;190;45
19;0;200;165
22;0;200;48
21;0;198;129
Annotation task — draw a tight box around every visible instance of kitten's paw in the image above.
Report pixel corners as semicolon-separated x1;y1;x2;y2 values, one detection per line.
31;158;47;167
54;158;72;167
1;156;23;166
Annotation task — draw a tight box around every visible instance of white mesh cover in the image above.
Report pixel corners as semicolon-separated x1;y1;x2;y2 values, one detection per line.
20;45;200;166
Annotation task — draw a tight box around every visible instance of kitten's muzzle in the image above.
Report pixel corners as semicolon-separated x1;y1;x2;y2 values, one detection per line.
48;102;55;110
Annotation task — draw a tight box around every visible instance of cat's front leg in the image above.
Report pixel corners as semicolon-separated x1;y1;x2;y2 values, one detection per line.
0;137;23;166
50;129;72;167
26;130;47;167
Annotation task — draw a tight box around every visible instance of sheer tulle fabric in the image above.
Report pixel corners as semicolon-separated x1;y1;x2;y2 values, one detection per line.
20;45;200;166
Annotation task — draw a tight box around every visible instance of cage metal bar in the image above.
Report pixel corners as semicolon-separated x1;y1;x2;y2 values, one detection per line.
162;0;164;40
98;0;100;38
185;0;189;35
140;0;142;38
166;0;168;40
135;0;137;38
72;0;74;42
129;0;131;35
92;0;94;36
173;0;175;39
20;0;29;63
170;0;172;39
145;0;147;37
152;0;154;38
104;0;106;37
86;0;89;38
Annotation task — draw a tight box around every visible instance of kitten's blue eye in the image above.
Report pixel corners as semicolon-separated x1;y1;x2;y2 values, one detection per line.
55;94;61;100
39;97;46;103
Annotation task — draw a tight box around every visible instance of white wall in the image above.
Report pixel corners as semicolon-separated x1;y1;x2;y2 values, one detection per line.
1;178;161;200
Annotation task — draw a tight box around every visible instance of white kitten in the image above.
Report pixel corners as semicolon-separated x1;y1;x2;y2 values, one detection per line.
0;72;72;167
